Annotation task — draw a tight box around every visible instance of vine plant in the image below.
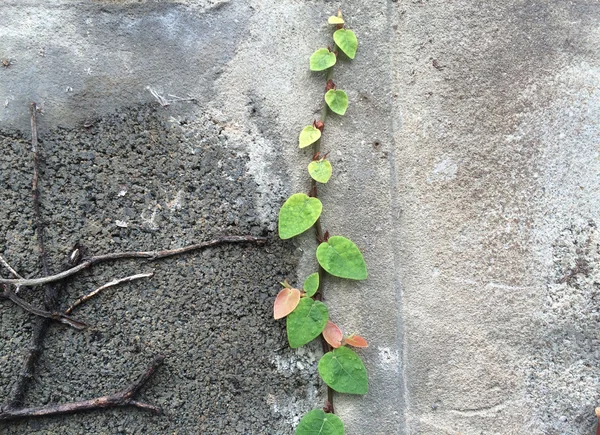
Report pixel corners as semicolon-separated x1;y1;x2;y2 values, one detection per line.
274;11;366;434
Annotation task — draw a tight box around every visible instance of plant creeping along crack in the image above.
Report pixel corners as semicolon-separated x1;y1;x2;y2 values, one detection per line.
274;11;368;435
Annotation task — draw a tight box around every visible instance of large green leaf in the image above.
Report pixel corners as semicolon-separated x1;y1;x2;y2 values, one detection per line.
299;125;321;148
278;193;323;240
295;409;344;435
310;48;336;71
286;298;328;348
333;29;358;59
318;346;368;394
308;159;333;183
303;272;319;298
324;90;348;115
316;236;367;280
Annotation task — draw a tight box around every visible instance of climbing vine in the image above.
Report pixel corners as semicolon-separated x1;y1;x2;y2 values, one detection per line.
274;11;367;434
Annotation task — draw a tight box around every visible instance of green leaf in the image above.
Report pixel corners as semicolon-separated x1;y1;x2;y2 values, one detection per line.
278;193;323;240
328;16;344;25
333;29;358;59
299;125;321;148
286;298;328;348
308;159;333;183
318;346;368;394
303;272;319;298
316;236;367;280
324;90;348;115
310;48;336;71
295;409;345;435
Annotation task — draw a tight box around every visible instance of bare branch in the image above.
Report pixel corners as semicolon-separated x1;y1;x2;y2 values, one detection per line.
65;272;154;315
0;355;165;420
0;288;87;330
0;235;267;288
6;103;60;409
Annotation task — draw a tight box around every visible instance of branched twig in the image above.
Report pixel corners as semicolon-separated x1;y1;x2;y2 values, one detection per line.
0;287;87;330
0;355;165;420
65;272;154;315
0;235;267;288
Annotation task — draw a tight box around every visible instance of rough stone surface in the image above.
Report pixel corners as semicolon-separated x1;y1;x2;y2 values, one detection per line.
0;105;323;434
1;0;599;434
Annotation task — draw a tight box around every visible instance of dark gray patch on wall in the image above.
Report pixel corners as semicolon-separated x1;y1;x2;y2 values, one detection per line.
0;105;317;434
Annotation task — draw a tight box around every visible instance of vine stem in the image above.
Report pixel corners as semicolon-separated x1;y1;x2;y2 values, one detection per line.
311;43;338;413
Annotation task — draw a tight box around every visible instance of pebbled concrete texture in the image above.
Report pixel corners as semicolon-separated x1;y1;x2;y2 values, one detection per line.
0;0;599;434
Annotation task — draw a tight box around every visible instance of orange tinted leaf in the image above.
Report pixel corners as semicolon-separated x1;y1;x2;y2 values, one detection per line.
344;334;368;348
323;320;343;348
274;288;301;319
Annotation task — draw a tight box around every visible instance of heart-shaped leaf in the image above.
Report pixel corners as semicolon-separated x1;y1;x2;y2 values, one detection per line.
295;409;344;435
325;90;348;115
278;193;323;240
328;16;344;25
287;298;328;348
343;334;368;348
299;125;321;148
316;236;367;280
308;159;333;183
303;272;319;298
333;29;358;59
323;320;343;348
273;287;301;320
310;48;336;71
318;346;368;394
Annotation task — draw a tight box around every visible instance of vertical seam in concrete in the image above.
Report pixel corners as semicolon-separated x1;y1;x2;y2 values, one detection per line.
386;1;408;433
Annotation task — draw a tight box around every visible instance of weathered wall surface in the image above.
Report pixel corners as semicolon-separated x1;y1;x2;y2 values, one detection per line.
392;1;600;434
0;0;599;434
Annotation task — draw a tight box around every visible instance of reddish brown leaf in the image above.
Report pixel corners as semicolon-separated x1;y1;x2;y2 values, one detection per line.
273;288;301;319
343;334;368;348
322;320;343;348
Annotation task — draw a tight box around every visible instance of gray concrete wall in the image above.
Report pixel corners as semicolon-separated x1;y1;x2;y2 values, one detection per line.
0;1;599;434
391;1;600;433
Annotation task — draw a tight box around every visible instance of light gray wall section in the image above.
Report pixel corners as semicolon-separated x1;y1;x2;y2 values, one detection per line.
391;1;600;434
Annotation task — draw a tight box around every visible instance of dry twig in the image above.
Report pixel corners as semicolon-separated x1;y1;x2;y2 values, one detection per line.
0;286;87;330
0;254;24;279
5;103;58;409
0;235;267;288
65;272;154;315
0;355;165;420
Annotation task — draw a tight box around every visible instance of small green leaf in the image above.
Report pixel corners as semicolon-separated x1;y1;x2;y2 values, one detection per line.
328;16;344;25
318;346;368;394
299;125;322;148
278;193;323;240
295;409;344;435
303;273;319;298
333;29;358;59
310;48;336;71
308;159;333;183
287;298;328;348
324;90;348;115
316;236;367;280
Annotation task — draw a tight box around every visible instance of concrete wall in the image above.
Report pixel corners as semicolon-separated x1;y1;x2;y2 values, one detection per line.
1;0;599;434
392;1;600;433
